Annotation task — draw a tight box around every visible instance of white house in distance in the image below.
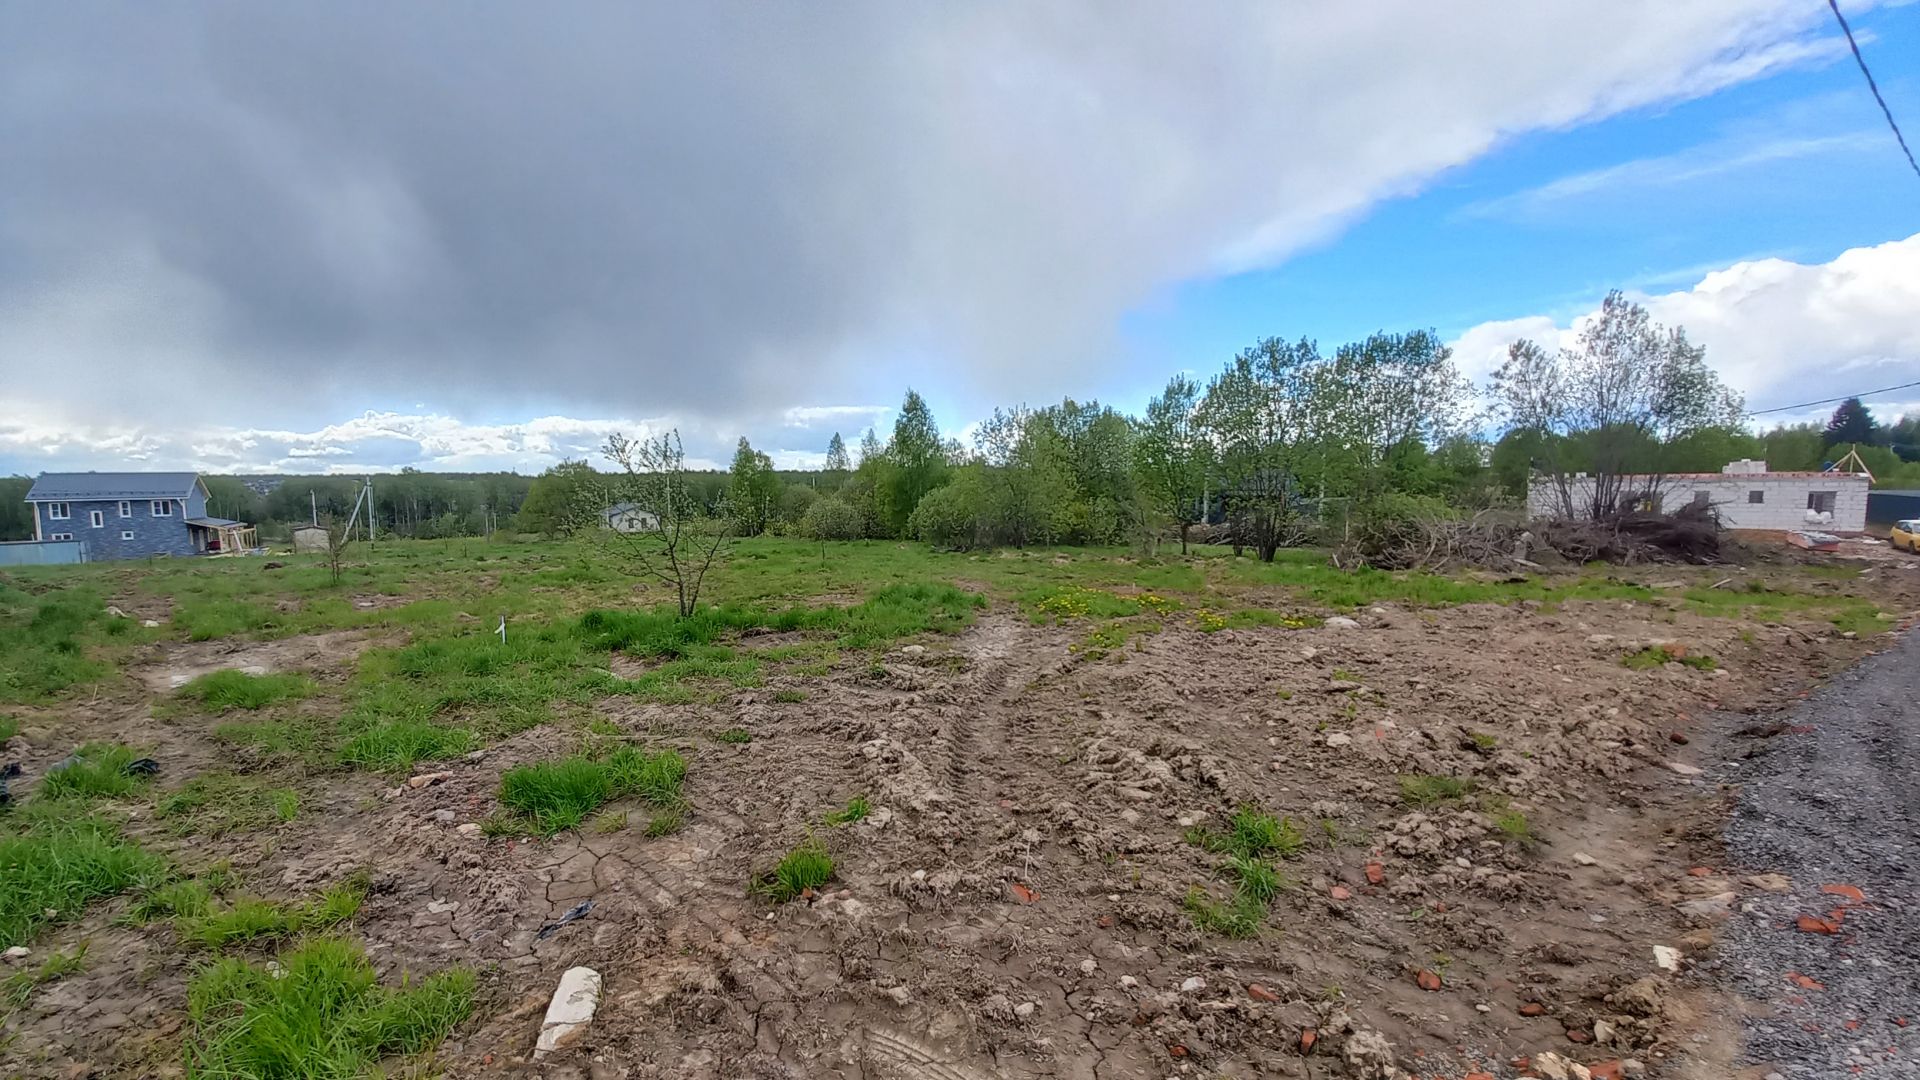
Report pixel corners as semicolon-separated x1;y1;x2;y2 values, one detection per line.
600;502;659;533
1528;460;1870;533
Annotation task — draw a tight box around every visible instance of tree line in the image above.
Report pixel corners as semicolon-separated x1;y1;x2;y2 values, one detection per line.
3;292;1914;546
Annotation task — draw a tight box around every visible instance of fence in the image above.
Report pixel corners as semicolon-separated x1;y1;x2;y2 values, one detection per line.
0;539;86;566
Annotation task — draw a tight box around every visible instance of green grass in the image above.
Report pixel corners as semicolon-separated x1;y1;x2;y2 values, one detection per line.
714;727;752;744
35;743;154;802
1398;774;1474;807
0;584;124;705
825;795;871;825
175;875;367;949
1185;806;1305;860
497;746;687;835
645;808;684;837
772;689;808;703
338;720;478;771
590;810;628;833
0;715;18;742
0;814;166;948
128;878;217;924
184;937;473;1078
759;840;834;902
155;773;300;837
2;941;88;1009
1622;645;1718;671
1183;806;1299;938
176;670;315;711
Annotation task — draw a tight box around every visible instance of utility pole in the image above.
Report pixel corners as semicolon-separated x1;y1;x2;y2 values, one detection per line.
310;490;318;526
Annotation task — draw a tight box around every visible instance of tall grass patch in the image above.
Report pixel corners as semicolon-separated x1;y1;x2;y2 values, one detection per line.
155;773;300;836
0;814;166;948
0;584;119;704
497;746;687;835
185;937;473;1077
36;743;155;802
177;670;314;711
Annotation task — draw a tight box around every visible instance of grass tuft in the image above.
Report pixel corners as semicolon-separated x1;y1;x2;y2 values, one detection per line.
0;815;166;948
1398;774;1474;807
155;773;300;837
759;840;834;902
185;937;473;1077
825;795;871;825
498;746;686;835
645;808;684;837
176;874;367;949
36;743;154;802
1186;806;1304;860
176;669;314;711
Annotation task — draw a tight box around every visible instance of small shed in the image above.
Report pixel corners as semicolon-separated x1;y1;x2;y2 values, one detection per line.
601;502;659;534
292;524;330;554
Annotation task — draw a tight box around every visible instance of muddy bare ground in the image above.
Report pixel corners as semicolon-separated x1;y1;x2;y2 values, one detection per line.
4;558;1919;1079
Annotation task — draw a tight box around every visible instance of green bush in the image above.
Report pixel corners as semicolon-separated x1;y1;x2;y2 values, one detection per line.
906;478;988;550
800;496;867;541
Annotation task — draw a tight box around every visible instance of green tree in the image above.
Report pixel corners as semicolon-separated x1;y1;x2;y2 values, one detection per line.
1493;291;1742;519
973;406;1073;546
602;430;730;618
824;433;851;475
515;460;600;536
727;437;780;535
1823;397;1878;448
1761;424;1826;471
879;390;948;535
0;477;34;541
1134;374;1209;552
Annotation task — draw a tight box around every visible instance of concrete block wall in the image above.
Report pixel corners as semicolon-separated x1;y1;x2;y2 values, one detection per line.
1527;473;1869;532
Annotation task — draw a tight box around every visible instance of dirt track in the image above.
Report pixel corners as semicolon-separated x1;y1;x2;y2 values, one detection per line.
1718;626;1920;1078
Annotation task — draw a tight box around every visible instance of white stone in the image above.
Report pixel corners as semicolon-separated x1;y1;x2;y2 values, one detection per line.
1324;732;1352;748
428;809;456;824
883;985;911;1005
1013;1001;1036;1019
1179;976;1206;993
141;619;161;628
1324;616;1361;630
1078;959;1097;976
1119;975;1138;989
534;966;602;1058
1667;761;1703;777
1572;852;1598;866
1530;1052;1592;1080
1593;1018;1617;1045
3;946;28;962
1652;945;1682;972
456;823;484;837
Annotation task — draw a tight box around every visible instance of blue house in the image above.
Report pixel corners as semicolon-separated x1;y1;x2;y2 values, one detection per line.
23;472;256;561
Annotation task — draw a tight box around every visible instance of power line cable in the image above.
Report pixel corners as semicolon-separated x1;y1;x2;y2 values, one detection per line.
1826;0;1920;183
1746;378;1920;417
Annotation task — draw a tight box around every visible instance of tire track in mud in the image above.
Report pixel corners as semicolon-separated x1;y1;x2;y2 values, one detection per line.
862;1027;995;1080
933;612;1047;816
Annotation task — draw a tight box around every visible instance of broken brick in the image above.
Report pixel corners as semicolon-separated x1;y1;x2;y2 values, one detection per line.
1466;1074;1496;1080
1566;1027;1591;1043
1687;866;1713;877
1299;1028;1317;1053
1247;984;1280;1003
1330;885;1352;901
1519;1002;1546;1017
1365;862;1385;885
1008;882;1037;904
1788;973;1825;991
1821;883;1866;904
1095;914;1115;929
1588;1062;1625;1080
1669;731;1690;744
1415;969;1442;992
1845;1020;1863;1031
1796;915;1841;935
1167;1044;1187;1058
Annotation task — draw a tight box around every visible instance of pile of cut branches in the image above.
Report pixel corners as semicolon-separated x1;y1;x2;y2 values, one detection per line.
1338;501;1722;571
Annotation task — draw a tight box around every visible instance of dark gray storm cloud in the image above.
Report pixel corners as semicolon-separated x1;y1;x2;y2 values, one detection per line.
0;1;1842;446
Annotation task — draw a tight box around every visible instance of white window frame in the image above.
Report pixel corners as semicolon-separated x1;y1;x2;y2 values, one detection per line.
118;500;131;518
47;502;70;520
121;530;135;541
151;499;173;517
89;509;104;528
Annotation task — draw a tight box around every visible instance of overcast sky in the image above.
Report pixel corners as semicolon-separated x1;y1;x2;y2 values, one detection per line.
2;2;1917;475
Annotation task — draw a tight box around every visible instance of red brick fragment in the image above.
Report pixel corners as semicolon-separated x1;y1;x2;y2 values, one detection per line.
1688;866;1713;877
1365;861;1385;885
1167;1044;1187;1058
1519;1002;1546;1017
1008;882;1037;904
1330;885;1352;900
1797;915;1841;934
1821;883;1866;903
1669;731;1690;744
1566;1027;1592;1043
1415;969;1442;991
1846;1019;1863;1031
1788;972;1826;990
1095;914;1115;928
1299;1028;1317;1053
1248;984;1279;1002
1589;1062;1625;1080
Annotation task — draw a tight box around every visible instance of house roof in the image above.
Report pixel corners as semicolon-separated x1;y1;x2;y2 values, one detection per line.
603;502;643;516
185;517;243;528
26;472;200;501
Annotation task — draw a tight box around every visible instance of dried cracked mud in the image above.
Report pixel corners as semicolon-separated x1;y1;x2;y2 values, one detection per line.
4;558;1920;1079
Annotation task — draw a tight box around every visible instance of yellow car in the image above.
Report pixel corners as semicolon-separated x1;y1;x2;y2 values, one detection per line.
1894;519;1920;552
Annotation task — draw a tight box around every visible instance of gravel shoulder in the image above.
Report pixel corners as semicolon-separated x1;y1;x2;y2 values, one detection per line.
1718;626;1920;1078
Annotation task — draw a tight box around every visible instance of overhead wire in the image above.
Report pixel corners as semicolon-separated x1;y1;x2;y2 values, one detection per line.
1825;0;1920;183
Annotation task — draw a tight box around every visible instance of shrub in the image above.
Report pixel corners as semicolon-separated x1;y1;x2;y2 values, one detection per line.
1398;774;1474;806
800;496;866;541
907;478;989;550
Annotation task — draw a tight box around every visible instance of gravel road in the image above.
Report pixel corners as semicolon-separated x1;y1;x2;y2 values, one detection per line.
1717;627;1920;1078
